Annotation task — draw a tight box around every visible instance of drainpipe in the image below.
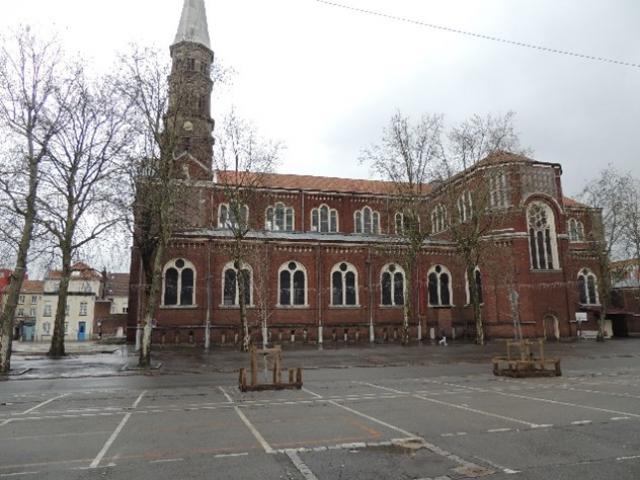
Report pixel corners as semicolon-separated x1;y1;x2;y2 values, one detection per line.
367;247;374;343
135;255;142;352
316;243;323;346
204;240;212;351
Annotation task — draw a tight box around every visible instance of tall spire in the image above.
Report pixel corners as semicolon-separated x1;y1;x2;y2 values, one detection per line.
173;0;211;50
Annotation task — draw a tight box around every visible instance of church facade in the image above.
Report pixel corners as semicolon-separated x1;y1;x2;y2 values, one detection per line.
127;0;605;346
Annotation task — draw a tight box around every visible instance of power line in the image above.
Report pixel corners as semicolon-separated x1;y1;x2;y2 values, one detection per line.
316;0;640;70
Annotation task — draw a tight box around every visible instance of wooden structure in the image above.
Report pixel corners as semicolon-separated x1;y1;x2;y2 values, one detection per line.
239;346;303;392
492;339;561;377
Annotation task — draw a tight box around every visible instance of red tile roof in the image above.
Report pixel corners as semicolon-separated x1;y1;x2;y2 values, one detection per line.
21;280;44;294
563;197;589;208
217;171;405;195
47;262;101;280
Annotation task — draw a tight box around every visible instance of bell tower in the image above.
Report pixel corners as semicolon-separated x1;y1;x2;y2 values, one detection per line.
168;0;214;176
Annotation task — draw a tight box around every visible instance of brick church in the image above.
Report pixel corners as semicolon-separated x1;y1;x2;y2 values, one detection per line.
127;0;604;346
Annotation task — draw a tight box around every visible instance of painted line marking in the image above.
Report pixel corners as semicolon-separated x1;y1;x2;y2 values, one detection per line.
21;393;70;415
617;455;640;461
0;419;12;427
214;452;249;459
149;458;184;464
611;416;630;421
488;428;512;433
219;386;234;403
131;391;147;409
89;413;131;468
0;473;41;478
414;394;538;428
220;387;273;454
427;379;640;421
325;399;480;470
571;420;592;425
474;455;520;475
357;382;408;394
302;387;323;399
285;449;319;480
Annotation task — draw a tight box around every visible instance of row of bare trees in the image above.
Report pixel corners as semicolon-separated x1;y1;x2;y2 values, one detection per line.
362;111;528;345
0;27;264;370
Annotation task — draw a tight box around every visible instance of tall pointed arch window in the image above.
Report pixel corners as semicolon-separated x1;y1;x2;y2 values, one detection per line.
431;205;448;234
331;262;358;306
457;191;473;223
311;204;338;233
428;265;452;306
218;203;249;229
578;268;599;305
265;203;294;231
222;262;252;306
354;206;380;234
465;267;484;305
527;202;559;270
568;218;585;242
381;264;405;306
162;258;196;306
278;261;307;306
489;171;510;209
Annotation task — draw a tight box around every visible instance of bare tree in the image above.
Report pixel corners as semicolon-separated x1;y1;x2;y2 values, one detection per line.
362;111;442;344
581;166;630;340
39;70;130;357
435;112;529;345
0;28;75;373
214;110;280;352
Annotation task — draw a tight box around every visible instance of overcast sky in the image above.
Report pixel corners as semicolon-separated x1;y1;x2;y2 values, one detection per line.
2;0;639;198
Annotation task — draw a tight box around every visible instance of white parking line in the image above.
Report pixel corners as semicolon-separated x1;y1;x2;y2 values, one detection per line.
357;382;408;395
323;397;483;471
302;387;323;399
0;472;40;478
0;419;11;427
21;393;69;415
286;450;319;480
617;455;640;461
220;387;274;454
89;391;146;469
149;458;184;464
414;394;539;428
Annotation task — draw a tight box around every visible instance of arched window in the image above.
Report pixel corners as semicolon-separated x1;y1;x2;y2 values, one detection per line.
395;212;404;234
222;262;252;306
278;261;307;306
218;202;248;229
354;206;380;234
568;218;585;242
163;258;196;306
331;262;358;306
381;263;405;306
265;203;294;231
431;205;448;234
578;268;599;305
489;171;509;209
428;265;452;306
465;267;483;305
457;191;473;223
311;204;338;233
527;202;559;270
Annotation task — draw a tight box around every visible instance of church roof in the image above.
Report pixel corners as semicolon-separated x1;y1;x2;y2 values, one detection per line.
173;0;211;49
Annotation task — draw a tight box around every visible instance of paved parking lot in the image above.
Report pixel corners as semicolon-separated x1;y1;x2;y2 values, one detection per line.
2;343;640;479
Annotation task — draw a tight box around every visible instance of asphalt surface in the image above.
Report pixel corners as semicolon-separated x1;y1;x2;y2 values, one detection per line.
1;339;640;479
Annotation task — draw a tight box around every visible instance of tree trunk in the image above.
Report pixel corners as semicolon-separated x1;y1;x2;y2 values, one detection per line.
401;255;414;346
49;255;72;358
0;149;40;373
238;267;250;352
467;265;484;345
139;243;165;367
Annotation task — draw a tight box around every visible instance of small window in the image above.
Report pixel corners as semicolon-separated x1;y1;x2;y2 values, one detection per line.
265;203;294;231
578;268;599;305
218;203;249;229
489;171;510;209
311;204;338;233
431;205;448;234
44;304;52;317
457;191;473;223
17;308;24;317
187;58;196;71
465;268;484;305
31;295;38;304
79;302;88;316
354;206;380;234
18;295;25;304
43;322;50;334
568;218;585;242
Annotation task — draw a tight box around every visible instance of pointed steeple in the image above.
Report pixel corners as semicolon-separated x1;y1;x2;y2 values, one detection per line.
173;0;211;50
